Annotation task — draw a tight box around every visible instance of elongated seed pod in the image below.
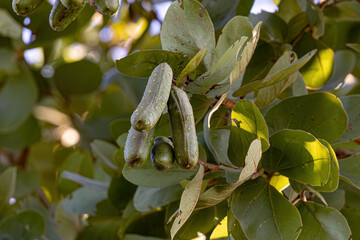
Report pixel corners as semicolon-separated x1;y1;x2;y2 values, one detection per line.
12;0;44;16
151;136;175;171
131;63;173;132
124;126;156;168
168;86;198;169
61;0;85;9
49;0;86;31
94;0;119;15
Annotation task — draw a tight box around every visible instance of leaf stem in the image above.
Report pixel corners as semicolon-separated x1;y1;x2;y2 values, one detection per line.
251;168;264;179
300;190;307;202
198;160;224;172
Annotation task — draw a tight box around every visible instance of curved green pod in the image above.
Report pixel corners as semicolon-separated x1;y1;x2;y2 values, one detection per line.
12;0;44;16
124;126;156;168
94;0;119;15
131;63;173;132
49;0;86;31
168;86;198;169
151;136;175;171
60;0;85;9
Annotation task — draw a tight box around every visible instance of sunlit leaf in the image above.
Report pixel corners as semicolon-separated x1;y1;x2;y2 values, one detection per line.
262;129;331;186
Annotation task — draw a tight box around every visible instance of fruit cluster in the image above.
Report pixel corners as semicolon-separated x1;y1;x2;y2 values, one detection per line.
12;0;119;31
125;63;199;170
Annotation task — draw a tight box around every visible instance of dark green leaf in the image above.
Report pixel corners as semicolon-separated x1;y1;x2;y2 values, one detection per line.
90;140;119;172
109;118;131;141
0;9;22;39
62;187;107;215
108;175;137;210
0;167;16;211
0;210;45;240
306;1;324;39
249;11;287;43
262;129;331;186
324;1;360;21
161;0;215;70
14;170;40;198
202;0;239;29
134;185;183;212
339;154;360;190
54;60;102;96
228;99;269;167
57;150;94;195
0;72;38;134
231;178;302;240
297;201;351;240
337;95;360;143
0;115;41;151
115;50;191;78
265;92;348;142
122;158;197;188
235;0;254;16
286;12;308;42
0;48;19;78
276;0;302;22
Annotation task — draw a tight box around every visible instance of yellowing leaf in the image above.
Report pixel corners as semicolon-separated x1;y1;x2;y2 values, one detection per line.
269;174;290;192
210;216;228;239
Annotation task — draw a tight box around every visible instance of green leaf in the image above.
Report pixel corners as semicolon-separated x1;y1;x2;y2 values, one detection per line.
108;176;137;211
0;210;45;240
0;9;22;39
213;16;253;63
286;12;308;42
176;49;207;88
186;38;247;94
337;95;360;143
262;129;331;186
319;189;345;210
14;170;40;198
235;0;255;16
254;51;299;108
306;1;325;39
124;235;165;240
54;60;102;96
233;50;316;97
62;187;107;215
161;0;215;70
320;50;356;91
324;1;360;21
294;33;334;89
201;0;239;30
297;201;351;240
265;92;348;143
312;139;339;192
0;167;16;211
339;154;360;190
57;150;94;195
190;94;212;125
249;11;287;43
170;165;204;239
228;210;247;240
276;0;302;22
196;139;262;210
133;185;183;212
115;50;191;78
0;115;41;151
109;118;131;141
230;22;262;85
90;140;119;172
228;100;269;167
122;158;198;188
292;73;308;96
0;48;19;78
346;43;360;53
0;72;38;134
231;178;302;240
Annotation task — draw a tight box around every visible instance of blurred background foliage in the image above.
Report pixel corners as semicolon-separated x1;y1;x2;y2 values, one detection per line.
0;0;359;239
